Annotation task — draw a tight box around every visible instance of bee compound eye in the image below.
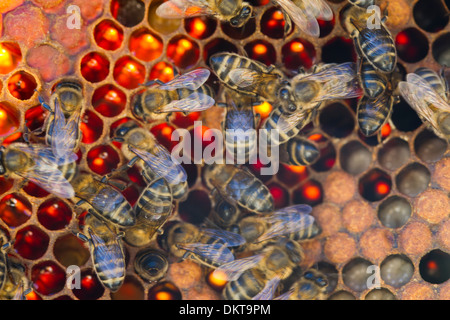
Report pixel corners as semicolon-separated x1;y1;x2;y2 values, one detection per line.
304;272;314;280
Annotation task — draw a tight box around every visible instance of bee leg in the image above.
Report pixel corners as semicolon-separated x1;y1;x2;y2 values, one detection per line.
17;178;29;192
141;79;165;87
35;92;53;113
74;232;89;243
217;102;227;108
116;231;125;240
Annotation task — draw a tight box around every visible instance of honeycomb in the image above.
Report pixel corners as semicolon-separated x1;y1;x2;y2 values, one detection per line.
0;0;448;300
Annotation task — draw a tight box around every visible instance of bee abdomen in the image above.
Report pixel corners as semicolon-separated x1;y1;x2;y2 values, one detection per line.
283;136;320;166
223;270;265;300
93;253;125;292
92;188;136;227
357;95;393;136
240;179;274;214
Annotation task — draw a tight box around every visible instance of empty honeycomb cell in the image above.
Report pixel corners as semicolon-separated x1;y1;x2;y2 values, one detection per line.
413;0;449;33
221;18;256;40
324;233;356;264
282;39;316;71
148;0;181;34
181;163;198;188
92;84;127;118
317;261;339;294
342;200;374;234
148;281;182;300
319;103;355;138
378;196;411;229
310;140;336;172
293;180;324;207
261;7;287;39
419;250;450;284
113;56;146;89
276;164;309;187
0;42;21;74
0;102;19;137
7;71;36;100
359;168;392;202
438;219;450;251
80;52;110;83
339;140;371;176
342;258;373;292
31;260;66;296
433;157;450;190
111;0;145;28
378;138;410;171
432;32;450;66
129;28;164;62
365;288;396;300
37;198;72;231
396;163;430;197
360;228;394;261
53;234;90;268
134;249;168;283
72;269;105;300
14;225;49;260
399;221;432;256
0;177;13;195
185;16;216;40
0;193;32;227
400;282;436;300
80;110;103;144
245;40;276;66
149;61;175;83
328;290;356;300
414;189;449;224
324;171;355;204
167;36;200;69
26;44;71;82
94;20;124;51
204;39;238;65
391;98;423;132
311;203;342;237
24;104;48;133
414;129;447;163
87;144;120;176
110;276;145;300
395;28;429;63
321;37;356;64
178;189;211;224
268;182;289;209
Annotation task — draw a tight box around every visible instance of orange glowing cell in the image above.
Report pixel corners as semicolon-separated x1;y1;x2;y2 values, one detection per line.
167;36;200;69
396;32;409;45
129;29;163;62
113;56;146;89
155;291;172;300
253;44;268;55
80;52;110;83
376;181;390;195
291;41;304;53
191;18;207;38
93;157;104;167
150;62;175;83
272;10;284;20
309;133;323;142
304;185;321;201
25;291;42;300
381;123;391;138
289;165;306;174
7;71;37;100
253;101;272;120
94;20;124;51
208;270;227;288
427;260;438;270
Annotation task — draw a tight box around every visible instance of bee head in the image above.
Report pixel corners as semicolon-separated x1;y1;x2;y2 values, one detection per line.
113;120;140;141
230;4;252;28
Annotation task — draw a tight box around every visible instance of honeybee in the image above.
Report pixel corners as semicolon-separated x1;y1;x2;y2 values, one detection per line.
0;143;76;199
209;187;241;229
214;238;303;300
399;70;450;141
72;173;136;228
156;0;253;28
124;178;173;247
209;52;297;113
203;164;274;214
280;135;320;166
235;204;320;251
0;230;13;294
358;55;389;99
134;248;169;283
75;213;126;292
0;257;32;300
132;68;215;122
275;269;328;300
160;221;245;268
414;67;449;101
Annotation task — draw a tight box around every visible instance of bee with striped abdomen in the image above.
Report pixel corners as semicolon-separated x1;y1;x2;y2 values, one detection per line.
209;187;241;229
203;164;274;214
75;213;126;292
160;221;246;268
156;0;253;28
275;269;328;300
132;68;215;122
280;135;320;166
0;230;13;295
72;173;136;228
0;256;32;300
358;55;390;99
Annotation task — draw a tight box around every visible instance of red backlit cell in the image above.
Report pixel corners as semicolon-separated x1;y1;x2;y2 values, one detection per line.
277;163;309;187
150;123;177;151
148;281;182;300
14;225;50;260
92;84;126;117
111;0;145;28
37;198;73;231
282;39;316;71
23;181;50;198
268;183;289;209
247;159;273;183
94;20;124;51
245;40;276;66
204;38;238;64
87;144;120;175
80;52;110;83
381;123;392;139
110;276;145;300
172;112;201;129
121;185;140;207
7;71;37;100
1;132;22;146
396;28;429;63
293;180;323;206
0;42;22;74
261;7;287;39
359;168;392;202
0;193;32;228
254;101;273;123
0;102;20;137
25;104;49;133
149;62;175;83
113;56;146;89
31;261;66;296
167;36;200;69
185;16;216;40
0;177;13;195
318;15;335;38
72;269;105;300
127;165;147;187
26;291;42;300
221;19;256;40
129;28;163;62
80;111;103;145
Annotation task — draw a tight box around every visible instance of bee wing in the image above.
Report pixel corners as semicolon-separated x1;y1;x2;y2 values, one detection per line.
229;69;261;88
155;0;214;19
129;144;187;184
177;243;235;265
305;0;333;20
257;212;315;243
89;230;125;278
299;62;357;83
13;143;78;166
274;204;313;215
277;108;314;134
157;92;215;113
273;289;294;300
213;254;264;281
252;276;282;300
406;73;450;111
202;228;246;247
275;0;320;37
51;99;81;160
158;69;210;91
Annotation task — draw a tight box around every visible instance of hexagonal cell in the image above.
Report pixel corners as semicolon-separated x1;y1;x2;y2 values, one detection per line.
319;103;355;138
185;16;217;40
80;110;104;144
129;28;164;62
72;269;105;300
0;102;20;137
92;84;127;118
14;225;49;260
53;234;90;268
391;98;423;132
396;28;429;63
148;281;182;300
413;0;449;32
359;168;392;202
32;261;66;296
317;261;339;294
432;32;450;66
221;18;256;40
134;248;169;283
110;276;145;300
340;140;371;175
419;250;450;284
378;196;412;229
0;193;32;228
111;0;145;27
268;182;289;209
365;288;396;300
261;7;288;39
414;129;448;163
113;56;146;89
0;42;22;74
148;0;181;34
8;71;37;100
396;163;431;197
37;198;73;231
378;138;410;171
94;20;124;51
342;257;373;292
245;40;276;66
380;254;414;288
80;52;110;83
282;38;316;71
293;180;323;207
87;145;120;175
204;38;238;65
321;37;356;64
167;36;200;69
